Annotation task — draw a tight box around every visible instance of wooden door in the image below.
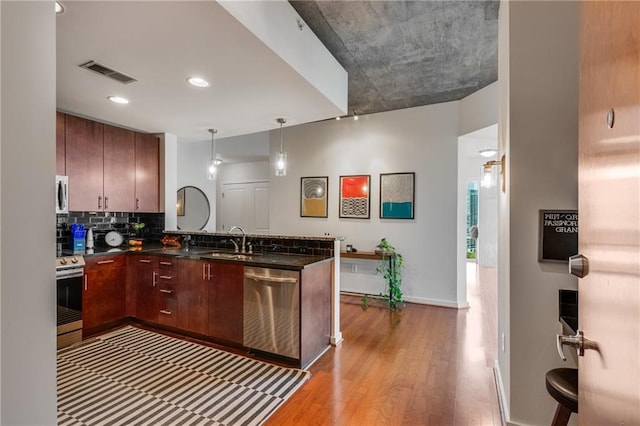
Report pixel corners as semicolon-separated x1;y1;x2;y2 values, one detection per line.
176;258;209;335
103;124;135;212
65;115;103;211
578;2;640;423
56;112;66;176
134;132;160;212
209;262;243;344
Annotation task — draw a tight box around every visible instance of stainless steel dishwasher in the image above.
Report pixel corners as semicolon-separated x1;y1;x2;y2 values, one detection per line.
243;266;300;359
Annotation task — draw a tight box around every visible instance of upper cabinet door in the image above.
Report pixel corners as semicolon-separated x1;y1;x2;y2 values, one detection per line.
103;124;135;212
135;132;160;212
56;112;66;176
65;115;104;211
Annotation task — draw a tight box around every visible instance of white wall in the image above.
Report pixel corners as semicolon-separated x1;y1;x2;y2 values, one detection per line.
499;2;579;425
159;133;178;230
268;102;461;307
1;2;57;423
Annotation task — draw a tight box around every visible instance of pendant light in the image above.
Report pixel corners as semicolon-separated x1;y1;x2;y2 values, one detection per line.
275;118;287;176
207;128;218;180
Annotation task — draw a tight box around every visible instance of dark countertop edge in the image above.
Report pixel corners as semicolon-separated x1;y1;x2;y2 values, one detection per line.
82;245;333;270
162;230;337;242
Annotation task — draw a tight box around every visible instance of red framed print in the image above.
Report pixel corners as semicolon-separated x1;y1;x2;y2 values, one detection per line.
339;175;371;219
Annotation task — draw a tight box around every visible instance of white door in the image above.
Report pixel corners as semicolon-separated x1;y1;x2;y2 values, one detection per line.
577;2;640;423
220;181;269;233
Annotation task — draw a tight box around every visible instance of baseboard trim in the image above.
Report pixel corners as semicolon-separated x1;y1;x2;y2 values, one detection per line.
339;290;466;309
494;360;510;425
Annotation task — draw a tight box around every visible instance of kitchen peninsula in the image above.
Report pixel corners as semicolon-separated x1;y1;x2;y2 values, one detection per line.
79;232;335;369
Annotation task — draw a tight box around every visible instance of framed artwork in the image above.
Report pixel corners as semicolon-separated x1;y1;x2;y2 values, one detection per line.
339;175;371;219
380;172;415;219
300;176;329;218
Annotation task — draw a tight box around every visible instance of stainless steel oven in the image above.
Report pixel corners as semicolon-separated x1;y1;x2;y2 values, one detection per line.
56;255;85;349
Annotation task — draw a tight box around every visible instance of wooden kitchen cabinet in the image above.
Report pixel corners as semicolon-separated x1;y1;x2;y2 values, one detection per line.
176;259;243;344
65;115;103;211
156;257;178;327
83;254;126;335
133;255;159;322
134;132;160;212
56;112;66;175
103;124;135;212
177;258;209;336
60;113;159;212
209;262;244;345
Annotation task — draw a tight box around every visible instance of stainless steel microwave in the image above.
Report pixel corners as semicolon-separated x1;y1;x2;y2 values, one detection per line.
56;175;68;214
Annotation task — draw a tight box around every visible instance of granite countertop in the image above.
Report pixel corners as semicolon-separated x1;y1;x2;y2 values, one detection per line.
79;244;332;270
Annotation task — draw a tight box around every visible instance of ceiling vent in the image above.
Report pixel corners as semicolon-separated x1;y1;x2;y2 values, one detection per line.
79;60;138;84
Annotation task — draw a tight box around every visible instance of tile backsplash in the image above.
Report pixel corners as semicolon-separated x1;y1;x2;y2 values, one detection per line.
56;211;165;250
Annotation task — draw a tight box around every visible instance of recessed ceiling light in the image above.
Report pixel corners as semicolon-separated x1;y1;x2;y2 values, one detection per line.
187;77;210;88
55;1;64;14
479;148;497;158
108;96;129;104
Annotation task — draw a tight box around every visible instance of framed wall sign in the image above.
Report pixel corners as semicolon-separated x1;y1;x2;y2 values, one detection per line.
538;210;578;263
339;175;370;219
300;176;328;218
380;172;415;219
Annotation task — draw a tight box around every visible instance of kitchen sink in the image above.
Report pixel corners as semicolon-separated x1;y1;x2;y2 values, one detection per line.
208;251;262;261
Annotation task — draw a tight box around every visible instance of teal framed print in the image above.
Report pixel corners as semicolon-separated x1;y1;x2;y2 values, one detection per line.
380;172;415;219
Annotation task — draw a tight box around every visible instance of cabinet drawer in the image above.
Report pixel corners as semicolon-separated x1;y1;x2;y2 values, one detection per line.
158;297;177;327
158;281;176;299
135;256;159;268
158;257;177;272
85;254;125;270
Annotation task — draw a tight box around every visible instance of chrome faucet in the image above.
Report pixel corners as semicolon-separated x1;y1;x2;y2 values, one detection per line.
228;226;246;253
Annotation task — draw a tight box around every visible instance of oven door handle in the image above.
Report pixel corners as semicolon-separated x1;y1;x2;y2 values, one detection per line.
56;269;84;280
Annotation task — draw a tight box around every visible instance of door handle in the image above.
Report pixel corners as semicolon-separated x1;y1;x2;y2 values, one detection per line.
556;330;598;361
569;254;589;278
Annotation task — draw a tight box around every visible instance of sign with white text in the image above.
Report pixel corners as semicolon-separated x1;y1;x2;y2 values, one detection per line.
539;210;578;263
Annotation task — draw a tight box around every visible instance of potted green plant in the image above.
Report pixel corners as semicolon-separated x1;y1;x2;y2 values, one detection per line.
362;238;405;311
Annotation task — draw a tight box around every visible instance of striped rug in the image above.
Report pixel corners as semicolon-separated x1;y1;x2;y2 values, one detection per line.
57;326;310;426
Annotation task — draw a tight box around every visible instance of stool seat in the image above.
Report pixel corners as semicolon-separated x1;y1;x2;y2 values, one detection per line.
546;368;578;426
545;368;578;413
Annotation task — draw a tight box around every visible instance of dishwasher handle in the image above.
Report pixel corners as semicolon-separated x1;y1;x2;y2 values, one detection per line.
244;272;298;284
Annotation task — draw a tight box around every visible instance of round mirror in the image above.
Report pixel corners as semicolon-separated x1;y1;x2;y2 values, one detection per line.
177;186;210;231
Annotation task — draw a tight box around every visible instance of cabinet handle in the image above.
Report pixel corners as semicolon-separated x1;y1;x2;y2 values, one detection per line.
152;271;157;287
84;274;88;291
202;263;206;280
104;196;109;210
159;261;172;266
159;289;173;294
139;259;151;264
97;260;115;265
136;198;140;210
98;196;102;209
207;264;212;280
160;310;172;315
159;275;173;280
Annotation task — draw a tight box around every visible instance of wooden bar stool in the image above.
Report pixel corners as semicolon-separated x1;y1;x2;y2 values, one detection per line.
545;368;578;426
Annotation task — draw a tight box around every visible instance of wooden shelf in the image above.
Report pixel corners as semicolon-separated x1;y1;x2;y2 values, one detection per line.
340;251;391;260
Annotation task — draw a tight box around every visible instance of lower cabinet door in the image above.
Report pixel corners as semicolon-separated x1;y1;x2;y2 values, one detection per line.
177;259;208;335
209;262;244;344
83;255;126;333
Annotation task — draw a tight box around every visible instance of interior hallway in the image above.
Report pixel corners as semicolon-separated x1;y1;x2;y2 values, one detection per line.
267;262;501;425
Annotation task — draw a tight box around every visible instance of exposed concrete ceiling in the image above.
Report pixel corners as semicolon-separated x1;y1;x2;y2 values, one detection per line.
290;0;500;116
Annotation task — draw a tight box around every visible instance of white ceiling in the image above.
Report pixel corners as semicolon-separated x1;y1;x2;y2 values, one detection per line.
56;1;346;144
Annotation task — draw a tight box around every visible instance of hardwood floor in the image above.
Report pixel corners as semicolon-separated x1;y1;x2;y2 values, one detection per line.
267;263;502;426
